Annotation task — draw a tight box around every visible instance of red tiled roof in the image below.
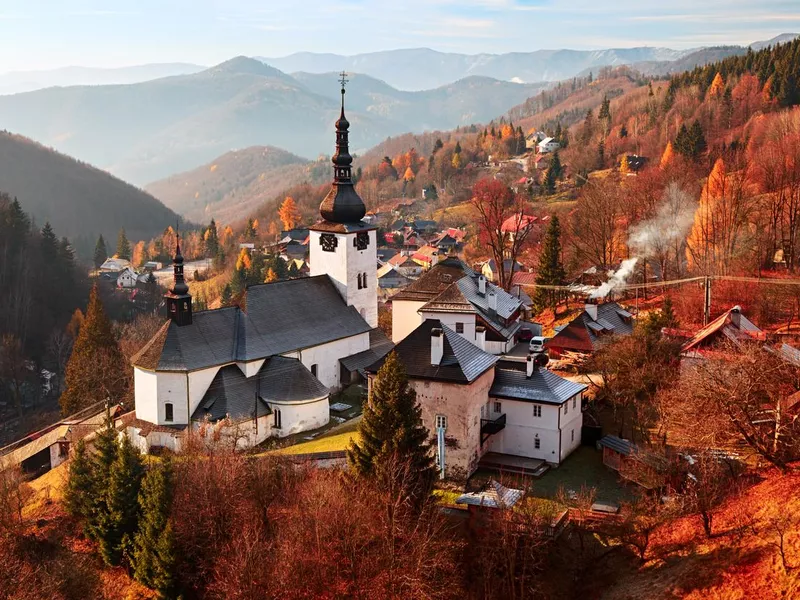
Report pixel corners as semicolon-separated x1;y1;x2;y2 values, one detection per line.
501;214;538;233
511;272;538;286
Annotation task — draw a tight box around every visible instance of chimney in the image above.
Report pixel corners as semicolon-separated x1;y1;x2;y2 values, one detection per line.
475;325;486;351
585;301;598;322
526;353;534;378
478;274;486;296
730;305;741;329
488;290;497;316
431;327;444;366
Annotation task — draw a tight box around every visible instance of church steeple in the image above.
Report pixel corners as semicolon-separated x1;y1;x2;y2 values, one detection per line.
319;72;366;224
165;232;192;326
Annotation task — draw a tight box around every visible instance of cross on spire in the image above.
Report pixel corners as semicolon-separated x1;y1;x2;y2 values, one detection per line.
339;70;349;90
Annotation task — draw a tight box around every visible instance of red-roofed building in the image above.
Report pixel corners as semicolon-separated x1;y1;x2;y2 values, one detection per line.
680;306;765;360
411;245;440;270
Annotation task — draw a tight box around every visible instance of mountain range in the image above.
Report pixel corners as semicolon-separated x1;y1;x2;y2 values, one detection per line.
0;131;181;250
0;63;205;96
0;57;545;185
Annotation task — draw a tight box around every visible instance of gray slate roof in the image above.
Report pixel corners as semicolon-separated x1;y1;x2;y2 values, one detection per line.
490;368;587;404
133;276;371;372
367;319;497;384
340;328;395;373
455;480;524;508
598;435;634;456
192;356;328;423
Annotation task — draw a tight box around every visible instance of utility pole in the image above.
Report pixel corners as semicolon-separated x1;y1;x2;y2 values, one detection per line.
703;276;712;325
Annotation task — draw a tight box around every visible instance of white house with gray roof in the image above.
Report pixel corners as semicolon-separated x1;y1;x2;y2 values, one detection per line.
128;83;392;452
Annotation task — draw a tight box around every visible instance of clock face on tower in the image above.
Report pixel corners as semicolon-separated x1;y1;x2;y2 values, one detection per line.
354;231;370;250
320;233;338;252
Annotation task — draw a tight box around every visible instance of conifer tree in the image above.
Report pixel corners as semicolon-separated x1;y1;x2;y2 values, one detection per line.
533;216;566;312
288;261;300;278
348;351;435;504
98;434;145;566
116;228;131;260
220;283;233;307
60;285;126;415
64;439;94;521
660;142;675;170
133;460;176;595
84;409;118;541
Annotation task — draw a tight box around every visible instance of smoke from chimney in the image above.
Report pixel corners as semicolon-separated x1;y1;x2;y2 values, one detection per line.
589;257;638;299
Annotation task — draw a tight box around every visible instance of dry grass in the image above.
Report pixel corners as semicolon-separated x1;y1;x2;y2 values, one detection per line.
600;467;800;599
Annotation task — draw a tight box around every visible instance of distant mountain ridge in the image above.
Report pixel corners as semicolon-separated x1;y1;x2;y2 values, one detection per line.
0;131;182;250
0;62;205;95
0;57;545;185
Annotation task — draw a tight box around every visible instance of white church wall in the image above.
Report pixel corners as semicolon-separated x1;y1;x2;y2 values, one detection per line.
309;229;378;328
156;371;189;424
282;332;369;391
134;368;158;423
392;300;426;343
237;359;266;378
267;396;329;438
187;366;222;416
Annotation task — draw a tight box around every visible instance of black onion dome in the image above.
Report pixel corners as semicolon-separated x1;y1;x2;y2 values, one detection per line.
318;84;365;224
171;236;190;295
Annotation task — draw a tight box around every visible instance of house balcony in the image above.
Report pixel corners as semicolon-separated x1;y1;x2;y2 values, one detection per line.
480;413;506;445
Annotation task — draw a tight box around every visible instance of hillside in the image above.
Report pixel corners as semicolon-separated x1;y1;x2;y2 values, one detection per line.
0;58;550;185
145;146;319;224
0;131;181;249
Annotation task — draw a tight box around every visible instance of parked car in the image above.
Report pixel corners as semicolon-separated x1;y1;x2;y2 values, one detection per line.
517;328;533;342
529;336;546;353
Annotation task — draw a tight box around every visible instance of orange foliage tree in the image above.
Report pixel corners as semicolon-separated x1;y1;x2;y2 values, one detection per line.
660;142;675;170
278;197;301;231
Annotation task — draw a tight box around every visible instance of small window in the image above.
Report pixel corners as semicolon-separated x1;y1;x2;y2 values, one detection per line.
435;414;447;430
534;435;540;449
494;401;502;414
274;408;282;429
564;403;568;415
533;405;542;418
455;322;464;334
311;364;318;377
571;429;575;442
573;397;577;410
165;403;174;422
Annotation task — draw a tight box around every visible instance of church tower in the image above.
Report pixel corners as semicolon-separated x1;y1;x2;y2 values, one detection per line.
164;233;192;326
310;73;378;328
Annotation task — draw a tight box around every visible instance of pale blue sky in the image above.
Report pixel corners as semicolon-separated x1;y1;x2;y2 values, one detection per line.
1;0;798;71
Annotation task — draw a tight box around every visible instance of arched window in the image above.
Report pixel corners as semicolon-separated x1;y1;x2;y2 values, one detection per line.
273;408;282;429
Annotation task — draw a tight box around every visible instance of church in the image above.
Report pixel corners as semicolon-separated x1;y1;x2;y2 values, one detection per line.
127;81;392;452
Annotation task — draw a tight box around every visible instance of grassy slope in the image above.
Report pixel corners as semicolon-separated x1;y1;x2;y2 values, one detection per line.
601;467;800;599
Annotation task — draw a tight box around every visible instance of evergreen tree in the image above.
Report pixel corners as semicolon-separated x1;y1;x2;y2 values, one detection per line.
98;434;145;566
133;460;176;595
347;352;436;505
220;283;233;307
598;95;611;121
60;285;126;415
619;124;628;138
204;219;219;258
688;120;707;157
64;439;94;521
288;261;300;278
84;409;118;541
544;165;558;195
116;228;131;260
244;218;257;241
597;140;605;169
549;150;563;179
533;216;566;312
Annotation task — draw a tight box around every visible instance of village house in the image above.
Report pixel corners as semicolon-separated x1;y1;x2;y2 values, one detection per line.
411;245;440;270
391;258;524;354
525;131;547;150
545;301;634;357
368;320;586;478
99;257;131;272
377;263;413;290
537;137;560;154
388;253;424;278
115;265;138;289
675;305;764;361
127;85;393;453
481;258;526;283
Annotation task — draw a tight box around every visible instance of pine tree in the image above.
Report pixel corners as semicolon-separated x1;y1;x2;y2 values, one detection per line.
598;95;611;120
347;351;435;504
689;120;707;157
220;284;233;307
288;261;300;279
116;228;131;260
93;234;107;269
619;124;628;138
133;460;176;595
204;219;219;258
533;216;566;312
544;165;558;195
84;409;118;541
64;439;94;521
597;140;605;169
98;434;145;566
60;285;126;415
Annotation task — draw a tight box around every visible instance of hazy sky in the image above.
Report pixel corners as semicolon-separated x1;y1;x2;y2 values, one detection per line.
1;0;798;71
